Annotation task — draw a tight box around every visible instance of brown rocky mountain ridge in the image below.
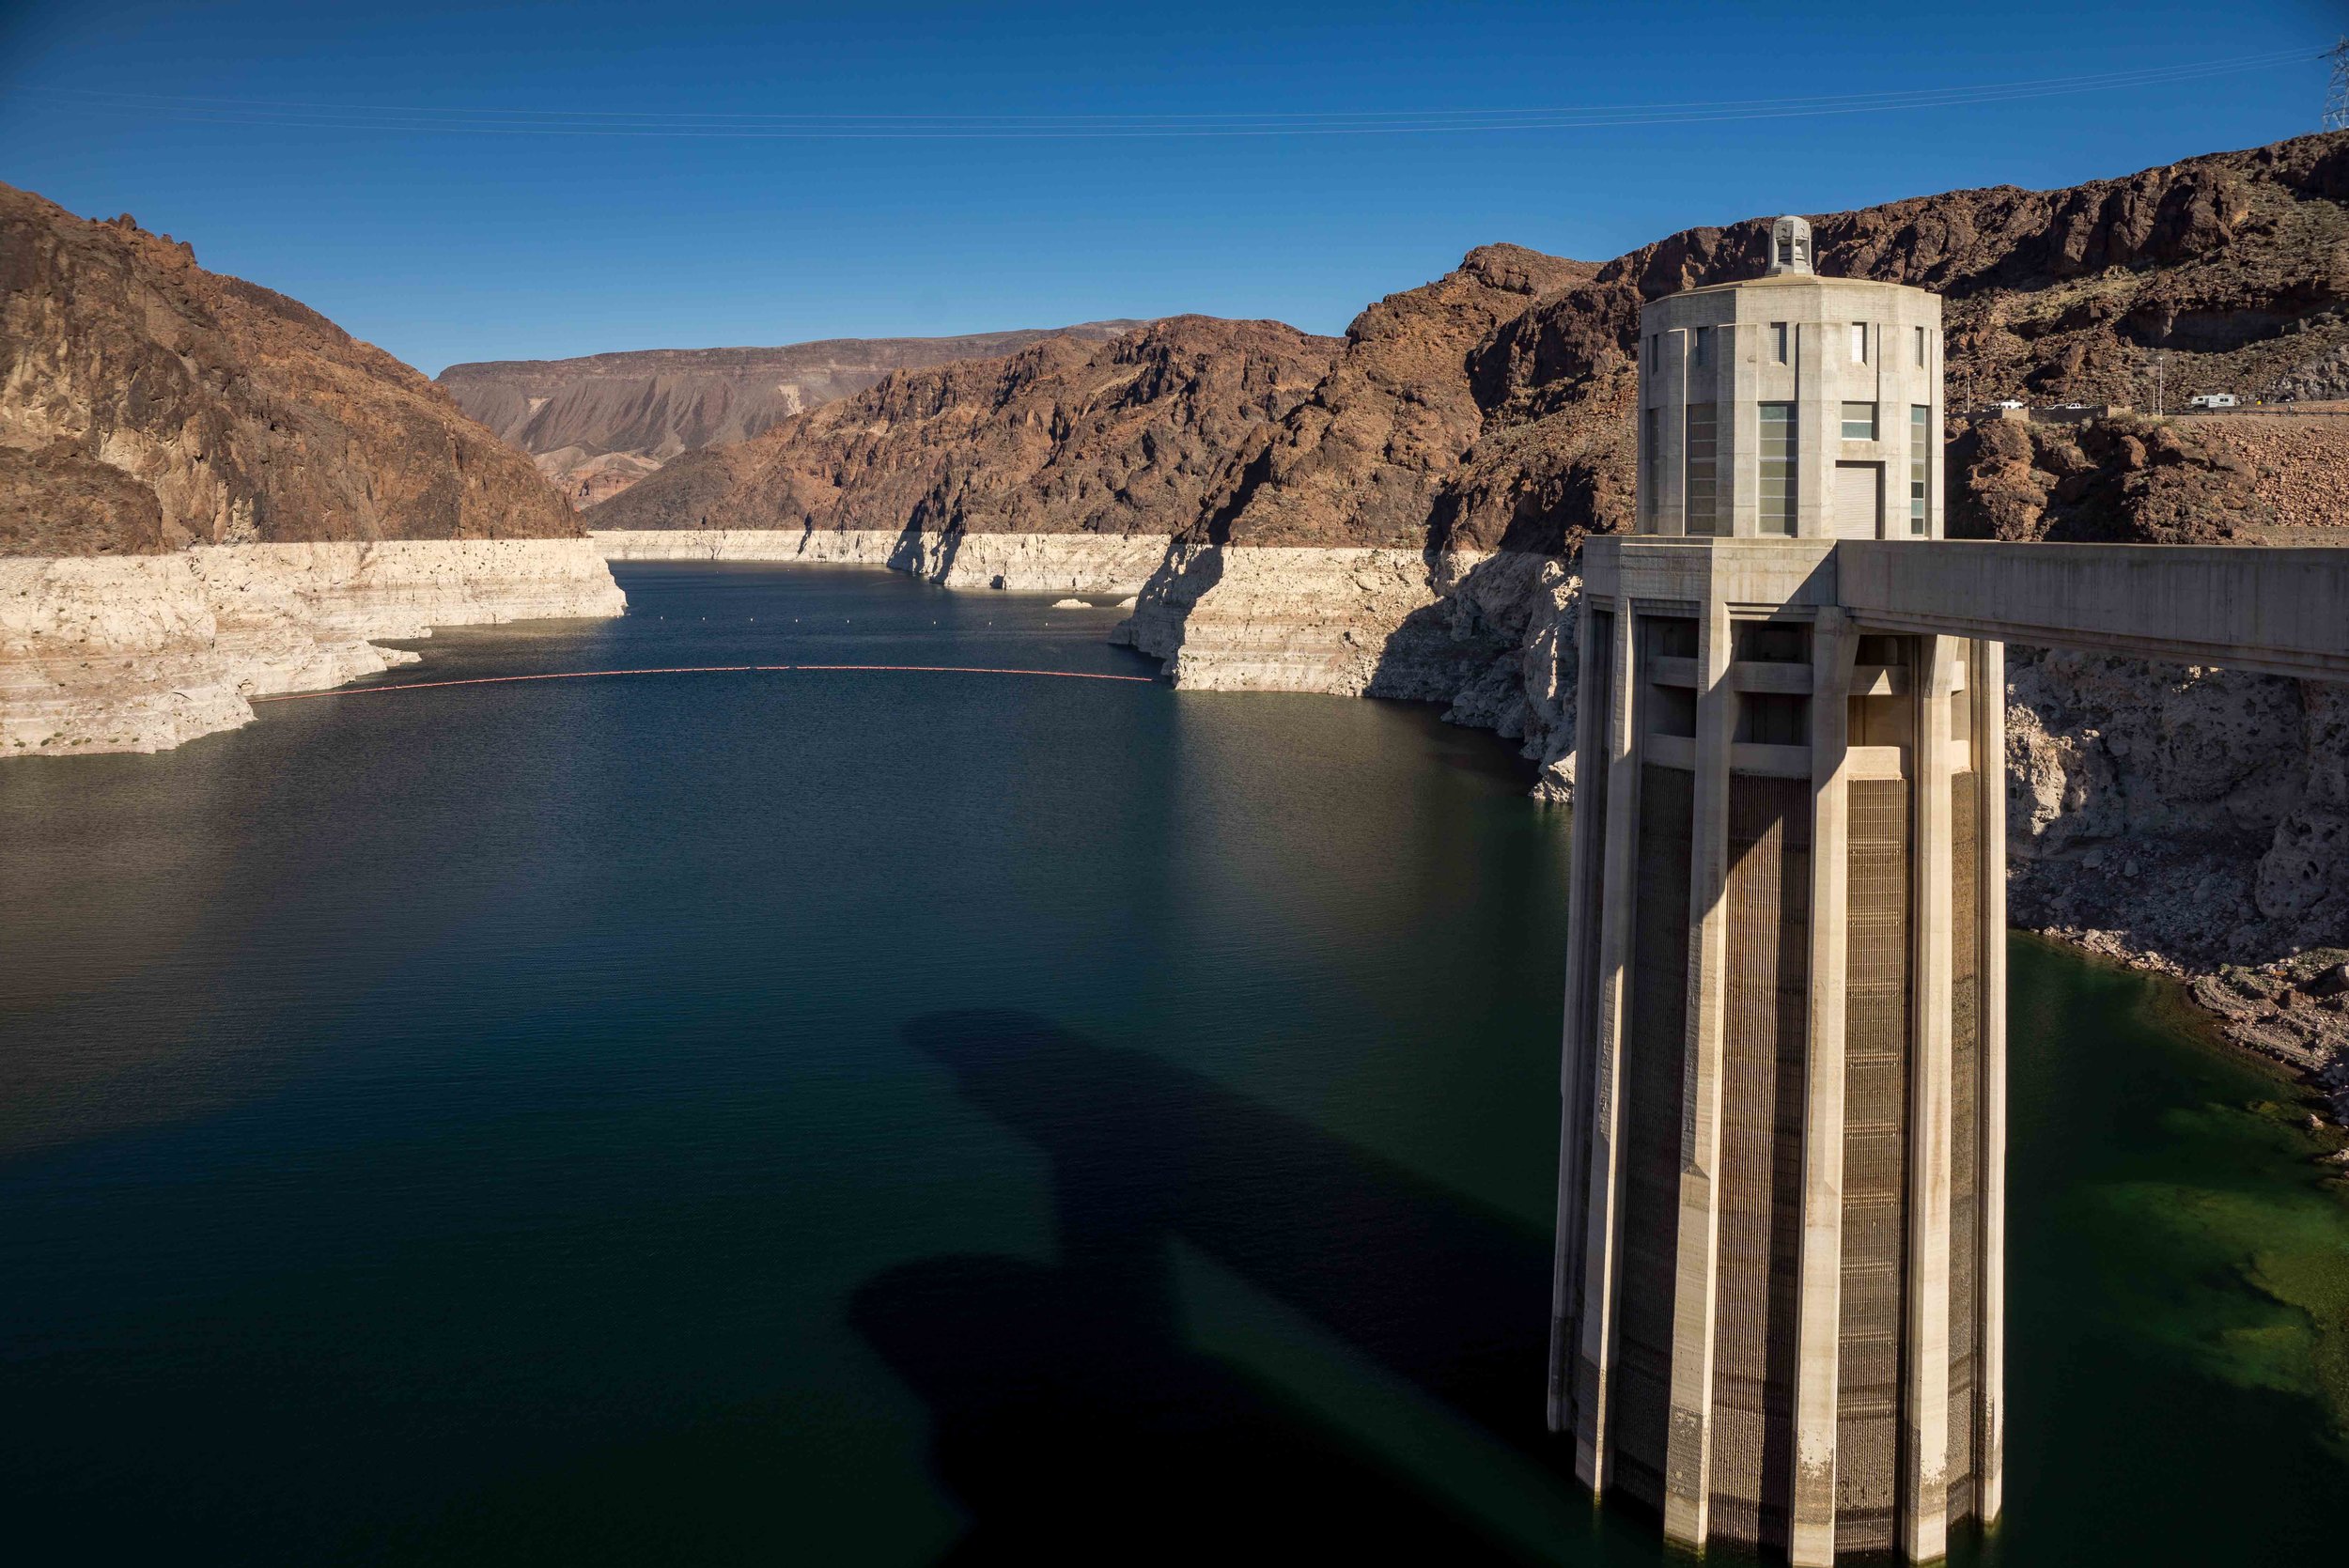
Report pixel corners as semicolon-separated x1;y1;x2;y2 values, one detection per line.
587;316;1343;539
437;324;1149;508
599;133;2349;563
0;182;577;555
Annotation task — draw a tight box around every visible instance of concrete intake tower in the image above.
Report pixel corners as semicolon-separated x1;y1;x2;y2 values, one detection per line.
1546;214;2349;1563
1550;215;2002;1564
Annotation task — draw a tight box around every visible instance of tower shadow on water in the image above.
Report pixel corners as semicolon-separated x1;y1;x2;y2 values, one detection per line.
852;1010;1563;1563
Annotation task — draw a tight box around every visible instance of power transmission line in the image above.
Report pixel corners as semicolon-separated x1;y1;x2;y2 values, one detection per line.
12;47;2325;141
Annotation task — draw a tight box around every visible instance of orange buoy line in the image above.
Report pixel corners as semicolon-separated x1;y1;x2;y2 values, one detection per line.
782;663;1155;681
248;663;1159;703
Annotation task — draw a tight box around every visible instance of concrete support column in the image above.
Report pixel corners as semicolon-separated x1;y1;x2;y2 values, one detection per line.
1551;596;1609;1436
1797;315;1828;537
1975;639;2008;1524
1661;595;1735;1547
1728;325;1760;538
1573;599;1642;1489
1902;635;1957;1563
1790;610;1857;1566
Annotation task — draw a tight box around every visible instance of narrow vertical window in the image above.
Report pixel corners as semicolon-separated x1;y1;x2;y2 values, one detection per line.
1685;402;1718;535
1851;322;1868;363
1909;405;1931;535
1760;402;1797;536
1692;326;1710;367
1771;322;1789;364
1642;406;1660;526
1841;401;1877;440
1914;324;1927;367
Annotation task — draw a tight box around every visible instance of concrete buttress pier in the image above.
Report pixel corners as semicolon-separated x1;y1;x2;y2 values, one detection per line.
1545;218;2349;1564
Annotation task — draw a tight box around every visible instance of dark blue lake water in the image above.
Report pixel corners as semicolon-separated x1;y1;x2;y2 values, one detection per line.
2;562;2341;1563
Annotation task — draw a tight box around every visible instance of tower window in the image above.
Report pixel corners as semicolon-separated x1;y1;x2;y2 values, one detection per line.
1692;326;1710;367
1910;405;1931;534
1685;402;1719;535
1842;401;1878;440
1760;402;1797;536
1914;325;1927;367
1770;322;1789;364
1851;322;1868;363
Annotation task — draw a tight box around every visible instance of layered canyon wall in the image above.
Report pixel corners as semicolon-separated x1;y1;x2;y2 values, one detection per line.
438;322;1148;507
585;314;1343;595
0;183;625;756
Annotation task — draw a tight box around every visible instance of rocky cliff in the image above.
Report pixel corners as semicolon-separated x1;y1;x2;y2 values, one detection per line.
0;183;623;755
584;316;1342;590
439;323;1148;507
0;183;583;552
2;540;626;754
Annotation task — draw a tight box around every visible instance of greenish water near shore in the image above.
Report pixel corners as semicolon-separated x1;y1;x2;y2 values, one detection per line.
2;562;2342;1563
1958;937;2349;1565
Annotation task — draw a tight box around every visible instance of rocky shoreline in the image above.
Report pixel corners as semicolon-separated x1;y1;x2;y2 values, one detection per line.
590;526;1169;596
2004;646;2349;1121
0;539;625;756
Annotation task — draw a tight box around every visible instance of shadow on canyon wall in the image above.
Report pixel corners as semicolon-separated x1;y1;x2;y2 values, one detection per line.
853;1009;1563;1563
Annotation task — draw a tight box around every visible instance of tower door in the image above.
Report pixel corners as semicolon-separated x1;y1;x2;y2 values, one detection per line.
1834;461;1883;539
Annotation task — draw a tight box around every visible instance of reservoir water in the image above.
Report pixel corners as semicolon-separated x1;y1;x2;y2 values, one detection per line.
3;562;2343;1563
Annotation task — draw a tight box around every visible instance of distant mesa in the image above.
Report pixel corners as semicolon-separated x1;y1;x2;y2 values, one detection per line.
581;314;1342;545
437;323;1154;508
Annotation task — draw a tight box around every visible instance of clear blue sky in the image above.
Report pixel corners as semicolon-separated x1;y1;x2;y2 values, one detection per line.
2;1;2339;375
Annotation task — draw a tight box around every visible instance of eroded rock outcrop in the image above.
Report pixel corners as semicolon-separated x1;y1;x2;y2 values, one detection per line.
1114;248;1602;713
2;540;625;754
0;184;624;755
1;183;581;552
